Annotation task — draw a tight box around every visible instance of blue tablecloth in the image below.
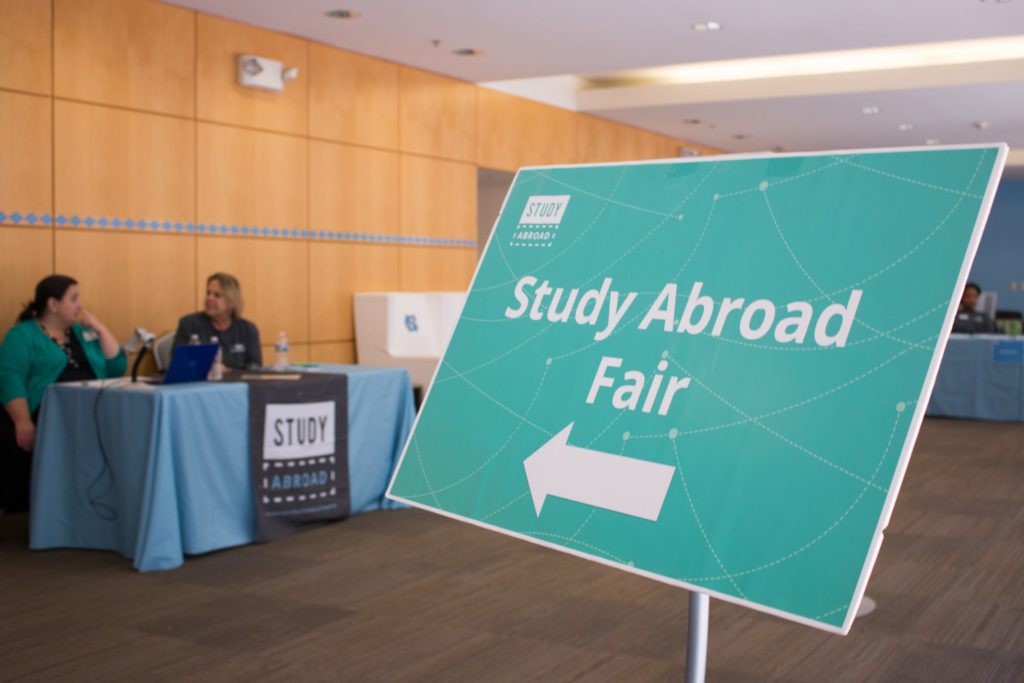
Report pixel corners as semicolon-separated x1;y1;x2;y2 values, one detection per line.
927;336;1024;421
29;365;414;571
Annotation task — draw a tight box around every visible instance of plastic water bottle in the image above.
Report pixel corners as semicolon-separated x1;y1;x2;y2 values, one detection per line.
208;336;223;380
273;331;289;371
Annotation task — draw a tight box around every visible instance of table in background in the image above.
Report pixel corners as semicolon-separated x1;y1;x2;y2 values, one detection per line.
30;364;414;571
927;335;1024;421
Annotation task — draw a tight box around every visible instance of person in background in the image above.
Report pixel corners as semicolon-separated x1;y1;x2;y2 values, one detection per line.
173;272;262;369
0;274;126;511
953;281;998;334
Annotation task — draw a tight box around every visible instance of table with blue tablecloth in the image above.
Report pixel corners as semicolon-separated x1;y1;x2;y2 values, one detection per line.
927;335;1024;421
29;364;414;571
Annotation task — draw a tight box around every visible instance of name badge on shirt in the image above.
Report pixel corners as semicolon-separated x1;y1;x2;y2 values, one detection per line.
82;330;98;342
231;343;246;353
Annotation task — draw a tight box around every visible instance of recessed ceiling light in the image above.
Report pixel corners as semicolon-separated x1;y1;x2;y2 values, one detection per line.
691;21;722;32
682;118;703;125
973;120;990;130
925;138;941;145
861;106;880;115
732;133;751;140
897;123;915;131
453;48;483;57
324;9;360;19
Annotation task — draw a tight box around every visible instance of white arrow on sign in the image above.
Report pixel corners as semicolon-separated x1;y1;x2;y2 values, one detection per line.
523;423;675;521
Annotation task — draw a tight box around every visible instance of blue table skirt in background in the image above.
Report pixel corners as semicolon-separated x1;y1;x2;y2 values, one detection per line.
927;336;1024;422
30;365;414;571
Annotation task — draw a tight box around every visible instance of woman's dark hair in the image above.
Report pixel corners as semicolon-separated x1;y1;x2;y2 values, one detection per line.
17;274;78;323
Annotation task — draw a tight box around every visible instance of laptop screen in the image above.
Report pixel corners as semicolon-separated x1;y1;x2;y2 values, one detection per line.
164;343;218;384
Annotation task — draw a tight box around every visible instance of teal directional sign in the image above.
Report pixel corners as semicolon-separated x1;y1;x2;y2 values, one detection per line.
387;145;1007;633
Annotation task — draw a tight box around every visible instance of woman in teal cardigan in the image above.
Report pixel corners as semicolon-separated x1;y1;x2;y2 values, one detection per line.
0;274;126;511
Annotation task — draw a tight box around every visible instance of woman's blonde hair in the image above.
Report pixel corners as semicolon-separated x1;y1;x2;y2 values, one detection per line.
208;272;243;319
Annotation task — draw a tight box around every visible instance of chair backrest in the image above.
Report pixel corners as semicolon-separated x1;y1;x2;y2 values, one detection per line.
153;332;175;372
977;291;998;320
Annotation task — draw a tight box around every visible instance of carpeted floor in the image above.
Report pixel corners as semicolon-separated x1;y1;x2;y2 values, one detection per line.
2;418;1023;682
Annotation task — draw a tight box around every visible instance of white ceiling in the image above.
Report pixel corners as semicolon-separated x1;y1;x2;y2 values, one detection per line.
165;0;1024;172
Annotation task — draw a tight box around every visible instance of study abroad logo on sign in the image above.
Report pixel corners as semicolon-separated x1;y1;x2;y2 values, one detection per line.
263;401;336;459
511;195;570;249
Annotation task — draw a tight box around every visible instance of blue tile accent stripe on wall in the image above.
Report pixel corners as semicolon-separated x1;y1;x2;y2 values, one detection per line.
0;211;478;248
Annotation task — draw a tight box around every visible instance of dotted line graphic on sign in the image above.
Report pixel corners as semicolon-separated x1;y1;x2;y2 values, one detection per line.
510;222;557;249
675;404;908;583
397;149;995;626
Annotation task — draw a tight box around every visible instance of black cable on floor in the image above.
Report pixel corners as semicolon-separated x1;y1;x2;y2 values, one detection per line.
86;382;118;521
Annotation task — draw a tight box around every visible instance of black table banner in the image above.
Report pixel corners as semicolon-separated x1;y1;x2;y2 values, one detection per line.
244;371;349;541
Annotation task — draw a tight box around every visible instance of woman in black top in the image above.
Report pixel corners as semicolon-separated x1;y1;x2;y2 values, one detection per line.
172;273;262;369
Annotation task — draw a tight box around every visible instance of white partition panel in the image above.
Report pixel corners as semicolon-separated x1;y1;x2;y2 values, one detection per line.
354;291;467;388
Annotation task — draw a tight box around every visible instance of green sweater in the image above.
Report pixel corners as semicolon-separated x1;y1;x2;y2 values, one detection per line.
0;320;127;413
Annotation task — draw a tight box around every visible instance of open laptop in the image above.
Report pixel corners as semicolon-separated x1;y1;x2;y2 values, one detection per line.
162;343;218;384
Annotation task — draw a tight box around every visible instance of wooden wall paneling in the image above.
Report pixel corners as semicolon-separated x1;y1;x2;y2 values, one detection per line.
196;236;310;345
577;120;721;163
576;115;621;164
309;141;398;234
54;231;196;343
55;100;195;223
0;0;51;95
398;247;479;291
476;88;578;172
308;243;398;343
53;0;194;116
261;342;309;364
661;136;686;158
651;133;710;160
0;92;52;217
308;342;355;364
652;134;684;159
575;116;605;164
309;44;398;150
400;155;477;241
291;343;310;364
675;138;724;157
399;67;476;163
0;227;54;329
626;126;675;160
197;123;307;231
196;14;308;135
576;115;675;164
